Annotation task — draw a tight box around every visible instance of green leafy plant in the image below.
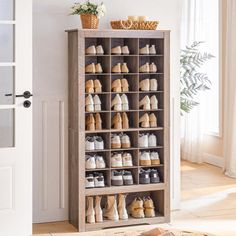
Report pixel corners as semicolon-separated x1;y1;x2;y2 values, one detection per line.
71;1;106;18
180;41;214;114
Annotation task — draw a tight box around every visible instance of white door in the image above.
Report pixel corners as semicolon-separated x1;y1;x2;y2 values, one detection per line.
0;0;32;235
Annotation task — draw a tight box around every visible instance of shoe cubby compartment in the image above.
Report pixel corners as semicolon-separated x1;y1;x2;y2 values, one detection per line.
85;75;111;93
111;74;139;92
85;56;110;74
111;38;139;55
139;38;164;55
68;30;170;231
85;38;110;55
111;111;138;130
111;56;138;74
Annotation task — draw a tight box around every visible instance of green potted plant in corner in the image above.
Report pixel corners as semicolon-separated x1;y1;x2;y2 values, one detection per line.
180;41;214;114
71;1;106;29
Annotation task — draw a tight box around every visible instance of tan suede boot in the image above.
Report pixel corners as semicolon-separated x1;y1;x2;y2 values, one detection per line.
85;79;94;93
95;63;103;73
85;63;96;74
149;113;157;127
139;95;151;110
118;194;128;220
128;198;145;218
94;195;103;222
103;195;119;221
86;196;95;223
111;79;122;92
121;63;129;73
143;197;155;218
121;78;129;92
112;113;122;130
95;113;102;130
86;114;95;131
94;79;102;93
122;112;129;129
112;63;121;73
139;113;150;128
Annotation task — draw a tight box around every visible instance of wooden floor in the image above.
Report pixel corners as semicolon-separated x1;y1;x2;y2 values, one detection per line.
33;161;236;236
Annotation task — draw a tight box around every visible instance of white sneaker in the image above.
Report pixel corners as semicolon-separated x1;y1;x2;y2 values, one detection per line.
111;134;121;149
111;94;122;111
95;155;106;168
85;94;94;112
111;153;123;167
85;136;95;151
150;62;157;73
139;134;149;148
86;155;96;169
150;152;160;165
93;95;102;111
148;134;157;147
149;45;156;55
150;78;158;91
122;45;130;55
85;45;96;55
94;172;105;187
85;174;95;188
121;94;129;111
139;44;149;55
139;151;151;166
96;45;104;55
122;152;133;167
121;134;131;148
94;136;104;150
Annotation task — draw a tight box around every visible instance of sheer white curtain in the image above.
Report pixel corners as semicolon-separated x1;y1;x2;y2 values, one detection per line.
181;0;219;163
223;0;236;178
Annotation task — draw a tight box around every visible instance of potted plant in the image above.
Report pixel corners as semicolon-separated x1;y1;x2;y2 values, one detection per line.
71;1;106;29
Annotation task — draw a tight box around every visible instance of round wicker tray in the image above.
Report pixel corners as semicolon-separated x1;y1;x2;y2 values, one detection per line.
110;20;159;30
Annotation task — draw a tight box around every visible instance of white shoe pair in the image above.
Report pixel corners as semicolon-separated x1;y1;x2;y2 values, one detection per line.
111;45;129;55
139;44;156;55
85;155;106;169
85;136;104;151
139;78;158;91
111;133;131;149
139;133;157;148
139;62;157;73
111;94;129;111
86;45;104;55
111;152;133;167
139;151;160;166
85;94;102;112
85;173;105;189
139;95;158;110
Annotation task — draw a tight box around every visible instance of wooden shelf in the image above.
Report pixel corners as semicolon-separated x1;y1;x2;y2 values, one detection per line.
68;30;170;232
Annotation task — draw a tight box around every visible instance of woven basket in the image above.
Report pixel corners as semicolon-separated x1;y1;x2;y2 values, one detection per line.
110;20;159;30
80;14;99;29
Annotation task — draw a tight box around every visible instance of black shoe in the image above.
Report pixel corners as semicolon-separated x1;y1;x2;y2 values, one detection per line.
139;168;150;184
149;169;160;183
123;170;133;185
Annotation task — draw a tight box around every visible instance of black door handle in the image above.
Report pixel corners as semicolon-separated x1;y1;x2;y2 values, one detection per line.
5;91;33;99
23;100;31;108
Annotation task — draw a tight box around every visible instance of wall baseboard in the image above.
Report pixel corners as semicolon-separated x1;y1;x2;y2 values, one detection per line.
203;153;224;168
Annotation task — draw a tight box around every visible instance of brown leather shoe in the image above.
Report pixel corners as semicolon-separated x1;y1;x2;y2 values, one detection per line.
86;114;95;131
95;113;102;130
122;112;129;129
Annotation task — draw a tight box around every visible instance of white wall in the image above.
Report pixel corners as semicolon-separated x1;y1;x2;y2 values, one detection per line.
33;0;182;222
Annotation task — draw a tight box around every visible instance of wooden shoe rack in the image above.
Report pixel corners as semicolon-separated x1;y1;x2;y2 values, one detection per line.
66;29;170;232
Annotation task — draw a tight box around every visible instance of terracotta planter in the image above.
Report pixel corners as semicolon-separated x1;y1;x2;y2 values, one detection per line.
80;14;99;29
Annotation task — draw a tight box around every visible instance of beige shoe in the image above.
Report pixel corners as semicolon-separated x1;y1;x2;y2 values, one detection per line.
85;94;94;112
86;63;96;74
139;95;151;110
96;45;104;55
86;196;95;223
122;46;130;55
149;45;156;55
86;45;96;55
111;94;122;111
139;63;150;73
94;79;102;93
111;134;121;149
118;194;128;220
111;46;122;55
112;113;122;130
121;63;129;73
149;113;157;127
128;198;145;218
121;94;129;111
143;197;155;218
150;78;158;91
95;113;102;130
85;80;94;93
139;45;149;55
150;95;158;110
86;114;95;131
95;196;103;222
95;63;103;73
150;62;157;73
122;112;129;129
139;78;150;91
121;134;131;148
139;113;150;128
93;95;102;111
103;195;119;221
111;79;122;92
121;78;129;92
112;63;121;73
